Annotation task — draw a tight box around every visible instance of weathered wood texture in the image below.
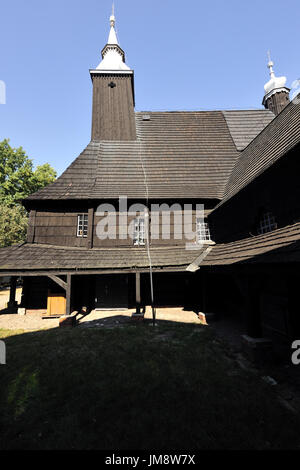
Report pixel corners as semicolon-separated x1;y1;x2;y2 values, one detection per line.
88;207;94;248
66;274;72;315
218;99;300;209
25;110;271;201
200;222;300;267
0;243;206;272
26;210;36;243
34;210;89;247
8;276;17;306
31;206;206;248
91;74;136;141
264;90;290;116
209;144;300;244
135;271;141;313
222;110;274;150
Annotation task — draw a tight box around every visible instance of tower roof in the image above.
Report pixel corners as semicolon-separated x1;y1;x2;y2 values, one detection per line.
263;53;289;100
95;5;131;72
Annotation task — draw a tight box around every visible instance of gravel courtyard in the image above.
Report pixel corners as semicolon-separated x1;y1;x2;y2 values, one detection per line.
0;287;201;331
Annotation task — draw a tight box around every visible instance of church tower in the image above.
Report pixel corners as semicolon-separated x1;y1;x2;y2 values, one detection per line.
90;7;136;141
262;54;290;115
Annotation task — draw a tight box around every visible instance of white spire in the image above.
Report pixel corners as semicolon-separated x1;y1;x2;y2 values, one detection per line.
267;51;275;78
264;52;287;97
96;4;130;71
108;3;118;45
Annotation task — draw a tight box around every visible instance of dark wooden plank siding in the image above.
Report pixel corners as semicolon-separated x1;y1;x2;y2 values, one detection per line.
32;205;204;248
34;210;88;247
91;74;136;141
26;210;36;243
209;144;300;243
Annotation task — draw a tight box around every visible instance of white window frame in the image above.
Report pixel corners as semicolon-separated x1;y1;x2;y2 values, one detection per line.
133;217;145;246
257;212;277;235
196;219;211;243
77;213;88;238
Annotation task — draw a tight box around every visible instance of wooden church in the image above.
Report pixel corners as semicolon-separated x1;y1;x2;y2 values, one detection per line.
0;10;300;356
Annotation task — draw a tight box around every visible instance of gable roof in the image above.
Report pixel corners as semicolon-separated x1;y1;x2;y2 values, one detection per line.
214;99;300;211
222;109;274;150
25;109;274;203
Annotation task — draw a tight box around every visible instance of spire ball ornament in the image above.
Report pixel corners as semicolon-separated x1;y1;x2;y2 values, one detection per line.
110;2;115;27
267;52;275;78
110;14;115;27
95;5;131;71
262;52;290;115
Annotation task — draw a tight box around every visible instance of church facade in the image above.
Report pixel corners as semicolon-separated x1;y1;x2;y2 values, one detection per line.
0;11;299;356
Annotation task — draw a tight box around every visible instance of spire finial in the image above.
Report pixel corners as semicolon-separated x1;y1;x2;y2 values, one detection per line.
267;50;275;78
95;2;130;70
110;2;115;27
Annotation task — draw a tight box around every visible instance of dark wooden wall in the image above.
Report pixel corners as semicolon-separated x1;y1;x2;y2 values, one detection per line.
91;73;136;141
264;90;290;116
33;210;89;247
209;144;300;243
29;201;213;248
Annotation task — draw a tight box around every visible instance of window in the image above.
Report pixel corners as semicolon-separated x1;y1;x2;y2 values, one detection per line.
257;212;277;234
196;219;211;243
77;214;88;237
133;218;145;246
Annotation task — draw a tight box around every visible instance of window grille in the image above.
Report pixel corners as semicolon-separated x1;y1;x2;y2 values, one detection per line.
257;212;277;234
133;218;145;246
77;214;88;237
196;219;211;243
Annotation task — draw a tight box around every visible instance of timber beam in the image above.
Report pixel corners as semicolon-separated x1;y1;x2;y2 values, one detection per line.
0;267;189;277
47;275;68;291
66;274;72;316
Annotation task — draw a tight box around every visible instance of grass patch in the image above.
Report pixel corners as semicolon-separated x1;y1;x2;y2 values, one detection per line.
0;324;299;450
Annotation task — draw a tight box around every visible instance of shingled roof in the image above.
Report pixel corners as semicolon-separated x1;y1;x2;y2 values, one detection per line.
193;222;300;266
25;109;274;203
222;109;274;150
214;99;300;210
1;222;299;274
0;244;206;274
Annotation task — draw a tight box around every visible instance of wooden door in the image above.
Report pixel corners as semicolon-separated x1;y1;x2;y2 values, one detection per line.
47;291;66;316
95;275;128;309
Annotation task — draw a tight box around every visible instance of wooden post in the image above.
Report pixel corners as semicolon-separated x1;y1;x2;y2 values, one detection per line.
8;277;17;307
66;274;72;316
135;272;141;314
87;207;94;249
20;277;27;307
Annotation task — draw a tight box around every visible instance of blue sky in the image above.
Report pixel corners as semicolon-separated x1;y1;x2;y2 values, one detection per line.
1;0;299;176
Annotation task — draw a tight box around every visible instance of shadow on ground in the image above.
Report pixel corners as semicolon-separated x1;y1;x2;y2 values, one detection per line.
1;320;300;450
